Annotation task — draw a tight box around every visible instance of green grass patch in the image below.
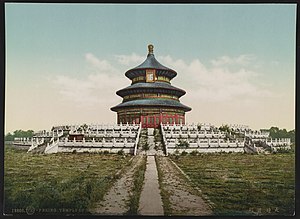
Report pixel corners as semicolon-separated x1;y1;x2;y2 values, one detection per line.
155;156;172;216
126;155;147;215
171;152;295;216
4;146;132;215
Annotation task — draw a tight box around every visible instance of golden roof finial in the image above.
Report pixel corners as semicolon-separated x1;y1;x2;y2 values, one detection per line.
148;44;154;54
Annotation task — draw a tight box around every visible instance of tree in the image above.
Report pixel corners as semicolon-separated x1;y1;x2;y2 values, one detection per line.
219;125;230;133
288;130;295;143
269;127;280;138
5;129;34;141
197;124;202;130
5;133;14;141
269;127;295;143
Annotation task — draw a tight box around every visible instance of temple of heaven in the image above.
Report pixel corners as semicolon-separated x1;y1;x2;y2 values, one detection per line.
111;45;191;128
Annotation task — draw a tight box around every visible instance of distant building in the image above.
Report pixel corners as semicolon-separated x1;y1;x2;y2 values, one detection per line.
111;45;191;128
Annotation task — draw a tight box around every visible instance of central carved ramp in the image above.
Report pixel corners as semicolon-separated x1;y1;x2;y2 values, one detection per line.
147;128;157;155
138;155;164;215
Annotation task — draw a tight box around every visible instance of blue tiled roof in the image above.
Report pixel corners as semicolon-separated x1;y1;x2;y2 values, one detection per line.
116;82;186;97
111;98;192;112
125;54;177;79
134;54;170;70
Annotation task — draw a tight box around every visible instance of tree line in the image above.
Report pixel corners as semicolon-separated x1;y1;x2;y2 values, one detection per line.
218;125;295;143
268;127;295;143
5;130;34;141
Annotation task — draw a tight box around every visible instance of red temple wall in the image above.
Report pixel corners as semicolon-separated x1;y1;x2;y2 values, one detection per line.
117;113;185;128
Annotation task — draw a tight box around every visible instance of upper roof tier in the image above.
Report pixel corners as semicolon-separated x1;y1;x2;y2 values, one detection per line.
125;45;177;80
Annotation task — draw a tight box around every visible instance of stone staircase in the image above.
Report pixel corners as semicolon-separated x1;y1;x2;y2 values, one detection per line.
253;140;272;154
137;128;148;155
137;128;165;156
244;137;272;154
153;128;165;156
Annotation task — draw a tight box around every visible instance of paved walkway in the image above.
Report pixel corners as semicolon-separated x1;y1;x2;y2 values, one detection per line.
138;155;164;215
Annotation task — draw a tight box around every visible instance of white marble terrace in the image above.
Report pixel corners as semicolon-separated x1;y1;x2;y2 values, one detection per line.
43;123;141;155
15;122;292;155
161;123;292;154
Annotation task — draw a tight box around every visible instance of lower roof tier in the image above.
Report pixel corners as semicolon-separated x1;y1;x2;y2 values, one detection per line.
111;98;192;112
116;81;186;97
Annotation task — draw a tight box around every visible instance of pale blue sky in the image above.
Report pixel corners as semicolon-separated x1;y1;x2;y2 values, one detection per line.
6;4;295;60
5;3;296;133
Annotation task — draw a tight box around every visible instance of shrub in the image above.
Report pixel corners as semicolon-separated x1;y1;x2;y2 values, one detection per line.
274;147;291;154
142;143;150;151
176;140;189;148
117;150;125;155
190;150;199;156
174;149;180;155
103;150;109;155
181;151;188;156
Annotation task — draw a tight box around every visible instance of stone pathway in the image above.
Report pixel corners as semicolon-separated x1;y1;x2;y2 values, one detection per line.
90;128;212;216
138;155;164;215
156;156;213;216
90;155;144;215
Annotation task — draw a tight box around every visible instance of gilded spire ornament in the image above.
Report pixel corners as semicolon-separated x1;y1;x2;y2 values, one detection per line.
148;44;154;54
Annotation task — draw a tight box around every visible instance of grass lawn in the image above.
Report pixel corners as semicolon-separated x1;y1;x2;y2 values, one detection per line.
171;152;295;216
4;146;132;215
126;155;147;215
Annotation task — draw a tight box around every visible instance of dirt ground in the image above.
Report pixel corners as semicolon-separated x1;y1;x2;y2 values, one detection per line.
90;153;213;216
90;155;144;215
156;156;213;216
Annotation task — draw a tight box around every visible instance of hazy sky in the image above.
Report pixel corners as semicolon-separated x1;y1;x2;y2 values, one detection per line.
5;3;296;133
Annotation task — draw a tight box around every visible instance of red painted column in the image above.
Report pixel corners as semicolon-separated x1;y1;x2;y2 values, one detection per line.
141;115;144;128
160;113;163;125
145;115;148;128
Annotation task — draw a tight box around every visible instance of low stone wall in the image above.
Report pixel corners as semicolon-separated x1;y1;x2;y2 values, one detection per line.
57;146;134;154
44;140;136;154
166;147;244;154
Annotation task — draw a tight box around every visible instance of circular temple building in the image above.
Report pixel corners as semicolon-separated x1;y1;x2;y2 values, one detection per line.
111;45;191;128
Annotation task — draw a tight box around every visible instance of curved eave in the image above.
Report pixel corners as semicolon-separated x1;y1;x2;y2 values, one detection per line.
125;68;177;80
111;99;192;112
116;82;186;97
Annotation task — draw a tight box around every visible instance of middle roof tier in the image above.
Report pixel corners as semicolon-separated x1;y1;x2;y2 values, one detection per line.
116;81;186;98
